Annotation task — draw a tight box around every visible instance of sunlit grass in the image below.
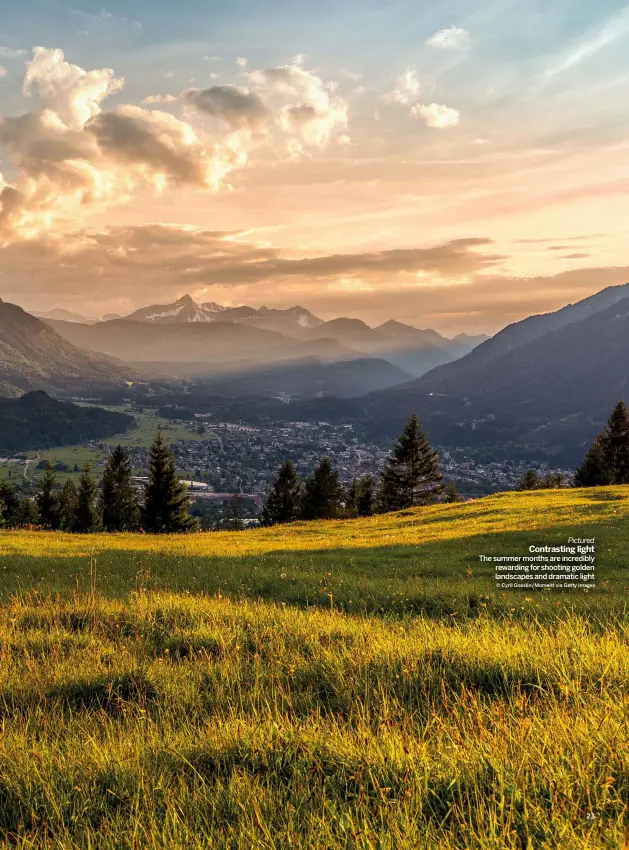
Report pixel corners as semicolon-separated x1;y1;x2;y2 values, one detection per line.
1;487;628;847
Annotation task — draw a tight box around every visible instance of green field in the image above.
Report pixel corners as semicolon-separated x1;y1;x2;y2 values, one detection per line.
0;406;209;487
1;489;628;848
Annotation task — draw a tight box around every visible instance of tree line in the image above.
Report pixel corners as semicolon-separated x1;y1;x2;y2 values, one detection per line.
0;430;195;533
1;402;627;533
261;414;450;526
516;400;629;491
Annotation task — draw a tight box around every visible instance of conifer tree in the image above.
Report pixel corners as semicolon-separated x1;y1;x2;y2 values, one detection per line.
377;414;444;511
74;465;100;533
0;481;20;528
574;401;629;487
517;469;540;491
142;429;195;533
36;463;60;529
574;438;613;487
101;445;140;531
261;460;302;526
346;475;375;517
444;480;461;503
600;400;629;484
58;479;78;531
16;496;38;527
299;457;345;520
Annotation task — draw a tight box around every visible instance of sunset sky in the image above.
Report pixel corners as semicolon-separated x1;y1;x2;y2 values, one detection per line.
2;0;629;334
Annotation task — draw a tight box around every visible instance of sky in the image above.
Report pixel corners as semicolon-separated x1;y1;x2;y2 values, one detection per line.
2;0;629;334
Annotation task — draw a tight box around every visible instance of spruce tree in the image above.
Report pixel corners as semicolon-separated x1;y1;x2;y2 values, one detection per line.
0;481;20;528
74;465;100;533
142;429;195;533
378;414;444;511
574;438;613;487
36;463;60;529
299;457;345;520
101;445;140;531
600;400;629;484
517;469;540;491
58;479;78;531
444;480;461;503
261;460;302;526
16;496;38;527
356;475;376;517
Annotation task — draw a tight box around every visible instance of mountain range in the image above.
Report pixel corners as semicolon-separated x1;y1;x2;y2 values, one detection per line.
41;294;485;380
0;300;143;397
340;281;629;463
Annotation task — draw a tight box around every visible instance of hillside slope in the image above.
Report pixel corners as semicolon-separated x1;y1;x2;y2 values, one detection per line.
360;295;629;463
0;300;141;396
0;391;135;453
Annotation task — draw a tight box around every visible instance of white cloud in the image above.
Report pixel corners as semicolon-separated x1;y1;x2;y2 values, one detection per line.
236;56;248;67
23;46;123;128
0;48;251;238
0;46;27;59
0;48;350;240
248;61;348;152
141;94;178;104
426;26;471;50
411;102;460;128
0;66;7;78
383;65;420;105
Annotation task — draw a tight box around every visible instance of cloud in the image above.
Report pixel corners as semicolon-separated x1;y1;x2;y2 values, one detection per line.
383;65;420;104
0;66;7;78
543;6;629;81
185;84;269;131
0;225;502;313
426;27;471;50
236;56;248;67
411;102;460;128
0;46;27;59
141;94;177;104
7;225;625;334
23;46;123;128
0;48;348;239
248;61;348;151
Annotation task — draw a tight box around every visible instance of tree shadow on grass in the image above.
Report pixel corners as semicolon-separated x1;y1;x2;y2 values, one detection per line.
0;524;627;622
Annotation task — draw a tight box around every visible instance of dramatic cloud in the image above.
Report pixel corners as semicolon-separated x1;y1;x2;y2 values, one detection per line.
247;61;349;152
412;103;460;129
0;49;348;239
185;85;269;132
0;224;502;313
426;27;471;50
4;223;626;333
383;65;420;105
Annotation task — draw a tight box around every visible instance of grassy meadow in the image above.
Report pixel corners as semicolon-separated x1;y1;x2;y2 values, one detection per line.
1;487;629;848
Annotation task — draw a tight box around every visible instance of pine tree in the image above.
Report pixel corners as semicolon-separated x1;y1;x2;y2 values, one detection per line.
142;429;195;533
58;479;78;531
0;481;20;528
36;463;60;529
377;414;444;511
517;469;540;491
74;465;100;533
299;457;345;520
574;438;613;487
226;492;246;530
261;460;302;526
444;480;461;503
101;445;140;532
600;400;629;484
574;401;629;487
16;496;39;527
354;475;376;517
